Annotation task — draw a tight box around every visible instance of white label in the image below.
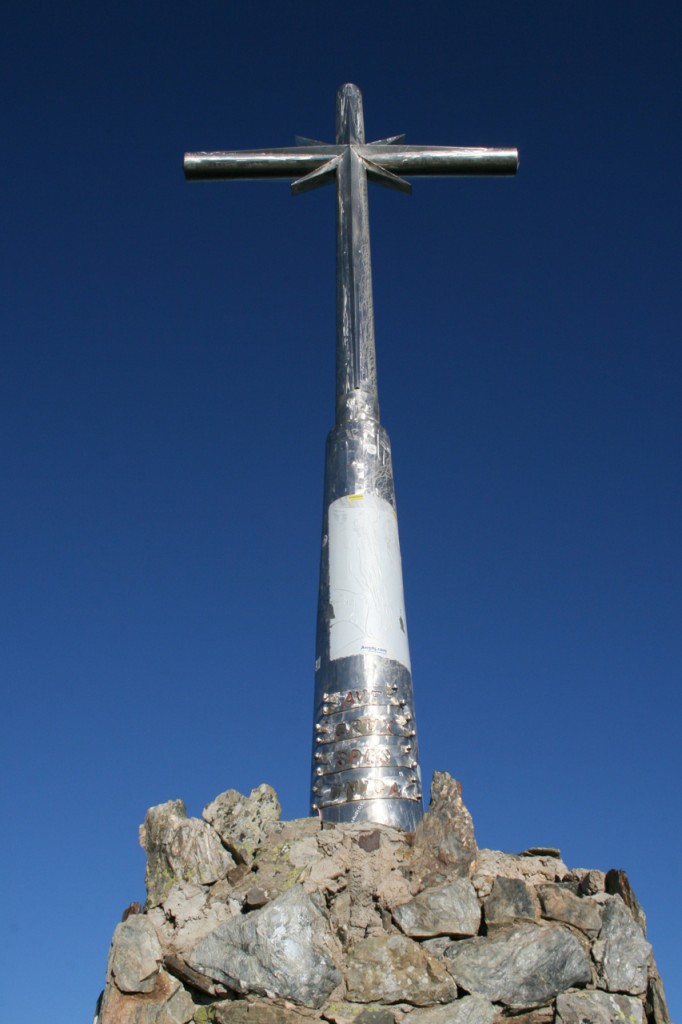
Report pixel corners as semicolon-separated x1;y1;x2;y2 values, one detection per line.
328;494;411;669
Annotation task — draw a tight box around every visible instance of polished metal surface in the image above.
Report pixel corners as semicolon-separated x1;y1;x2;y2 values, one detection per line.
184;147;519;182
184;84;518;831
313;413;422;829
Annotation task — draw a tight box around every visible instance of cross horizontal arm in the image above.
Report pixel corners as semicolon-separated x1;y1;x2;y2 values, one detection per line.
362;145;519;177
184;148;338;181
184;145;519;182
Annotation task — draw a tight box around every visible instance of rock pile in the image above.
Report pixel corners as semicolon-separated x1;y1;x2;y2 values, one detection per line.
97;773;671;1024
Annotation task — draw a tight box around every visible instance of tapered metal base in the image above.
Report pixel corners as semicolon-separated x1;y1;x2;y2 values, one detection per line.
312;652;422;830
311;417;423;831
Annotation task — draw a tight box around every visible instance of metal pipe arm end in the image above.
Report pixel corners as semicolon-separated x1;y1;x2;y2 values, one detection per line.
184;152;205;179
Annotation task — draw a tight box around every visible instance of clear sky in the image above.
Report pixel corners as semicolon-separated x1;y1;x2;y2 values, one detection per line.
2;2;680;1020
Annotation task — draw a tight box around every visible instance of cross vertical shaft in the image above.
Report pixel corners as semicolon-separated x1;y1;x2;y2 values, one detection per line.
312;86;422;828
335;85;378;420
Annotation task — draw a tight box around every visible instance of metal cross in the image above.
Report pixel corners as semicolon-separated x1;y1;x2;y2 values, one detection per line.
185;85;518;830
185;83;518;425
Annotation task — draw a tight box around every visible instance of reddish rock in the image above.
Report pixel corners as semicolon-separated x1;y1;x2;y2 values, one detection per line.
412;773;476;877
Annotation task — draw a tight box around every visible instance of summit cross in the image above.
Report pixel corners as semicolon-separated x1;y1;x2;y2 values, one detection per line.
185;84;518;425
185;84;518;831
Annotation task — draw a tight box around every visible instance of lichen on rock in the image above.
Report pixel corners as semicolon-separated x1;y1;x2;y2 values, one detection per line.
140;800;234;908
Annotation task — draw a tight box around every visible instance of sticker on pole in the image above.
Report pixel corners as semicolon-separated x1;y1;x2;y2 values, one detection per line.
328;493;411;670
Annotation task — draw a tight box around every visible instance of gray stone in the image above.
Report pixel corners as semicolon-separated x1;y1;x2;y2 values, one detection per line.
646;963;672;1024
167;819;234;884
412;773;477;877
483;877;537;927
157;876;235;946
202;784;281;865
498;1009;554;1024
186;884;341;1008
444;923;591;1009
345;932;457;1005
472;849;568;898
421;937;454;958
556;990;645;1024
230;817;320;904
593;897;651;995
518;847;562;858
323;1002;398;1024
404;994;497;1024
393;879;480;938
213;1001;312;1024
605;869;647;935
163;953;227;998
577;869;607;896
243;886;269;908
150;982;195;1024
353;1011;396;1024
537;882;602;936
109;915;162;994
139;799;186;907
546;879;581;895
155;882;237;958
100;969;194;1024
140;800;234;907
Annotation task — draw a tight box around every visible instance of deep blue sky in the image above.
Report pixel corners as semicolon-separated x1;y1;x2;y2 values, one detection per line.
2;2;680;1020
